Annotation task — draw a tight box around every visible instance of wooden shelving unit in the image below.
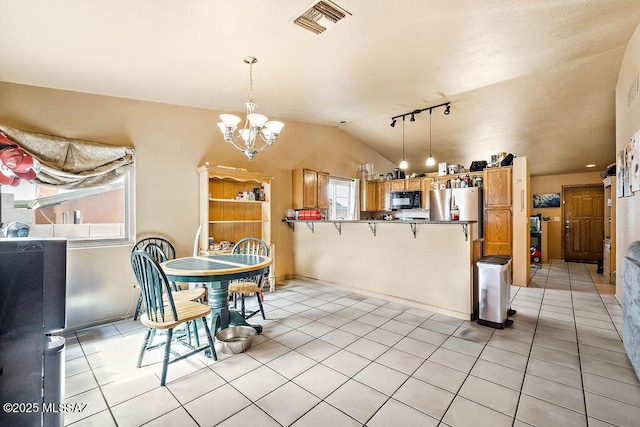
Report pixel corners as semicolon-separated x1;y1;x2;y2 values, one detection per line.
198;165;272;251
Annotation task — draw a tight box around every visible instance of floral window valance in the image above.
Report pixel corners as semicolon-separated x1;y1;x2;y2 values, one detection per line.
0;124;135;189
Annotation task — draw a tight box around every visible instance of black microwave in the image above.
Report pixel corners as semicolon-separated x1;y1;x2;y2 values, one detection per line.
390;191;421;210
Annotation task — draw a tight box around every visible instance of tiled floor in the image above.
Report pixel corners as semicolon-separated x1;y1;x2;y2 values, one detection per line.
64;260;640;427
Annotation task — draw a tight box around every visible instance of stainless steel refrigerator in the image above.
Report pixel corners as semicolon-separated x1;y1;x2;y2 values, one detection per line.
429;188;483;240
0;238;67;427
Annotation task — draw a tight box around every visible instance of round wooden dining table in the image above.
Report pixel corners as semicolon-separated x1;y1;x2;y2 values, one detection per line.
161;254;271;335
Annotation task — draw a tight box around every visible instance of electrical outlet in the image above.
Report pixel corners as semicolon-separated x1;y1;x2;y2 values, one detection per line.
554;217;560;221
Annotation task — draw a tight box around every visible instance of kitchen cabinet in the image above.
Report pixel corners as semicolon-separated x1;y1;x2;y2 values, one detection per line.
603;176;616;284
377;181;391;211
317;171;329;210
198;165;271;251
482;160;530;287
420;177;434;208
483;209;512;255
292;169;329;210
483;166;513;256
360;180;378;212
405;178;421;191
484;167;512;208
389;178;422;192
390;180;406;192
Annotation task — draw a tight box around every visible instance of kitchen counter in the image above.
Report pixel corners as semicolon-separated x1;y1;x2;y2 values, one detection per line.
283;219;477;241
287;220;477;319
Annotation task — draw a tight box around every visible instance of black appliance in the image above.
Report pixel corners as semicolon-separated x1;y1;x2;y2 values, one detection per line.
0;238;67;427
390;191;421;210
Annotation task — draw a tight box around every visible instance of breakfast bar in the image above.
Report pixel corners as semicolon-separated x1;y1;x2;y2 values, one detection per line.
287;220;479;320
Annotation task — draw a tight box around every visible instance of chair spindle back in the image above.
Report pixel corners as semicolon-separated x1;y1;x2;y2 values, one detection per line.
130;250;178;323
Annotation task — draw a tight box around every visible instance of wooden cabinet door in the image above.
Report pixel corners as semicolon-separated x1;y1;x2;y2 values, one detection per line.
405;178;421;191
302;169;318;209
484;167;512;208
316;172;329;210
390;180;405;192
365;181;377;211
420;178;433;209
484;208;512;255
378;181;390;211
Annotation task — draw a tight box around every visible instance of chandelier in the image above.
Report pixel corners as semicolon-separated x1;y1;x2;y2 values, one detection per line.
217;56;284;160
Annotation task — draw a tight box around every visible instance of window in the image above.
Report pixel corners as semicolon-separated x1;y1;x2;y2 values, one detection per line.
0;171;135;246
327;177;358;220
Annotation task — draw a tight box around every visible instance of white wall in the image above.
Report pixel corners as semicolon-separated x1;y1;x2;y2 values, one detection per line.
616;23;640;302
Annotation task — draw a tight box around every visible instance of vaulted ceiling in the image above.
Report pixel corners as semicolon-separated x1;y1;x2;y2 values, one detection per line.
1;0;639;176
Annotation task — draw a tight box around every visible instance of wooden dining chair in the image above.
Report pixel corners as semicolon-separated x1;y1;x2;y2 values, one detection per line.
143;242;206;346
229;237;269;320
132;237;205;320
130;250;217;386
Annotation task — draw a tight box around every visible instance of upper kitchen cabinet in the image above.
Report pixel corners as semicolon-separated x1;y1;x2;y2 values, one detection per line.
405;178;422;191
389;178;422;192
198;165;272;252
390;180;406;192
292;169;329;210
377;181;391;211
420;177;434;208
484;167;512;208
360;180;378;212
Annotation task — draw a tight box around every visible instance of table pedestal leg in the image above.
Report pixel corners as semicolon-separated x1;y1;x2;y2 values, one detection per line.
207;281;262;335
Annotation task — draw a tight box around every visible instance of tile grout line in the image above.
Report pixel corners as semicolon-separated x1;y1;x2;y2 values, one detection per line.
509;259;549;426
567;264;591;426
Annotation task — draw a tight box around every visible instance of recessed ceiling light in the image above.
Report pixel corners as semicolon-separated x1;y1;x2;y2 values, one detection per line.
586;164;596;168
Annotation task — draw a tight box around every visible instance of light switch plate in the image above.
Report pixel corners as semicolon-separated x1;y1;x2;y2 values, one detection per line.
554;217;560;221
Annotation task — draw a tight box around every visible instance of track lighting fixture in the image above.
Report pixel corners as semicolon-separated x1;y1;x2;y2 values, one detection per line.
389;102;450;125
389;102;450;169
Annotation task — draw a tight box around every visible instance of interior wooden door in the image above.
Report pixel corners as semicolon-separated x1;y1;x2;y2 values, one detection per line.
563;185;604;262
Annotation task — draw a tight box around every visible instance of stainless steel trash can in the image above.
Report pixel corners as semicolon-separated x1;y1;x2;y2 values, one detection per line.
476;255;515;329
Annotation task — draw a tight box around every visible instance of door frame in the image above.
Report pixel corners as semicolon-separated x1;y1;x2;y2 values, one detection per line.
561;183;604;261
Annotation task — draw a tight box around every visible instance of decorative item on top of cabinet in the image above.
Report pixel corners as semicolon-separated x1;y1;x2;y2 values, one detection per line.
198;165;271;254
292;169;329;210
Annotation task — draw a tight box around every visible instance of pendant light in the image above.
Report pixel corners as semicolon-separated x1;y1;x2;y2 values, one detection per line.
426;109;436;167
399;116;408;170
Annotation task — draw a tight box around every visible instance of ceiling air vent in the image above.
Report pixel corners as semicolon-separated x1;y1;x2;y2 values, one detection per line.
292;1;350;35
